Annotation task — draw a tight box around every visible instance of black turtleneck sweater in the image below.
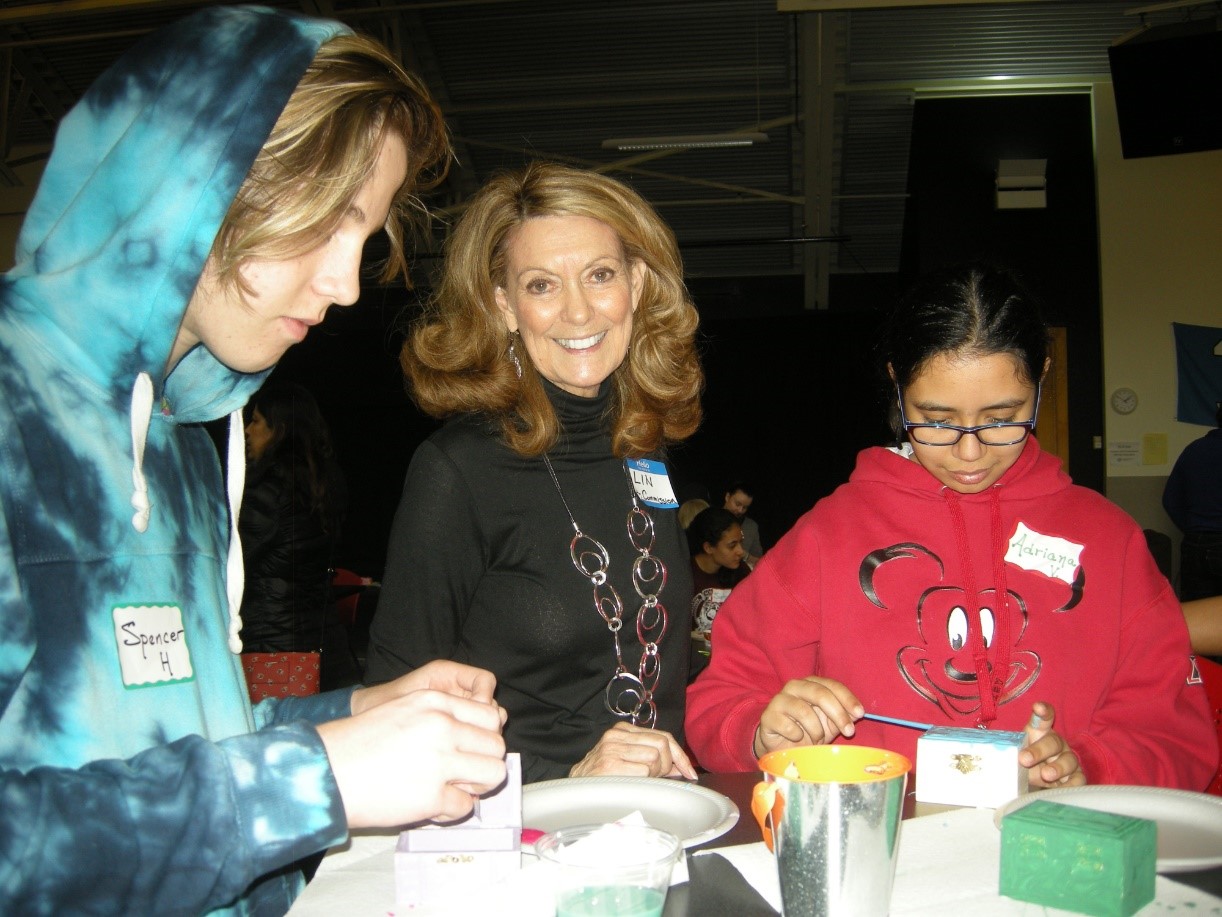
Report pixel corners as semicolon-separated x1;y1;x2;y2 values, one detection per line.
365;382;692;782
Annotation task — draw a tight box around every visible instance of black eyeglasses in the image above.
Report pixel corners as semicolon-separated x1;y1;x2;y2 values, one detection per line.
897;384;1040;447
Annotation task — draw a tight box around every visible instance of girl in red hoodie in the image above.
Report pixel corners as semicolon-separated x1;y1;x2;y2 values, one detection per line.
686;264;1217;790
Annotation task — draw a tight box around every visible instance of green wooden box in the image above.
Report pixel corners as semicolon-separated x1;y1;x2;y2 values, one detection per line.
999;799;1156;917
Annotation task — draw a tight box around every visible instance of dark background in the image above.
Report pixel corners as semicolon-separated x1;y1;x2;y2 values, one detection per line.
268;92;1104;579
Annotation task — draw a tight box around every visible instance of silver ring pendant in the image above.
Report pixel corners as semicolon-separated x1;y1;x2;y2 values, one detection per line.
626;505;655;551
632;554;667;598
605;670;646;717
638;650;662;688
592;583;624;626
636;601;667;640
570;532;610;581
634;698;658;729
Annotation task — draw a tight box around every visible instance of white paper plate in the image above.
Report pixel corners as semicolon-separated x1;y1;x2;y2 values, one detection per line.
994;785;1222;873
522;776;739;849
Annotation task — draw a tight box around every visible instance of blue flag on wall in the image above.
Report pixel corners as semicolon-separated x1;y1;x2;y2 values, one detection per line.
1172;322;1222;426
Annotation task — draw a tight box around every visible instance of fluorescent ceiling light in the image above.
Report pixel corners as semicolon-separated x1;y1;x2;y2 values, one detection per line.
602;132;769;151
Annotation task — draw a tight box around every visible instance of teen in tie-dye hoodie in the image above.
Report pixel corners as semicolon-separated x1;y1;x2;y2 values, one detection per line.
0;7;506;915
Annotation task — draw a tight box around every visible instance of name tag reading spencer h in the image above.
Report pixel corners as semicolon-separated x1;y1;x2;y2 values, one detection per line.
113;604;195;687
626;458;679;509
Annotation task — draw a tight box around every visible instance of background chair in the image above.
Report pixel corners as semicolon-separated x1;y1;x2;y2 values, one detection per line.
329;567;380;675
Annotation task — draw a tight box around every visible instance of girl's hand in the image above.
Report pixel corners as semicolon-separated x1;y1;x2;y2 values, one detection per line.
754;677;863;758
1021;701;1086;788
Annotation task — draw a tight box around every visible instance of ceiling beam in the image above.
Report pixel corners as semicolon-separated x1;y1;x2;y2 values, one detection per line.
0;0;200;25
779;0;1063;9
444;88;794;117
439;135;802;219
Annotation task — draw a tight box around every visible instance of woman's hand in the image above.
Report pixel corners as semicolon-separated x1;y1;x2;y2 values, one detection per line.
569;723;698;779
754;677;863;758
1021;701;1086;788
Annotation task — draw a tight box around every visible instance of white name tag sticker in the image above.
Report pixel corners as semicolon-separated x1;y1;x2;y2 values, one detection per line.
626;458;679;509
1004;522;1083;585
112;604;195;687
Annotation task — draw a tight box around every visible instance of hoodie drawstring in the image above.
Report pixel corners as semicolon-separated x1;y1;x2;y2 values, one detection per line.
129;373;154;533
987;489;1014;709
128;375;246;654
225;409;246;654
942;487;1013;726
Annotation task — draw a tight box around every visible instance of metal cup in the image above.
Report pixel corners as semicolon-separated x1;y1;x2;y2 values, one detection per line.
752;745;911;917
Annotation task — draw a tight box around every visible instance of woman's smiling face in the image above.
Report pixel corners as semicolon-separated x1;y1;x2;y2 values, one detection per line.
901;350;1039;494
495;214;643;398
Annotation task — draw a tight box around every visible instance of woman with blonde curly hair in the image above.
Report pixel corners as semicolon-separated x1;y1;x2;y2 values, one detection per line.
367;162;704;782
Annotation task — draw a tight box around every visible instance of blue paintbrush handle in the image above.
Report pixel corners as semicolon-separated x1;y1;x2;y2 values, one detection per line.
862;712;933;731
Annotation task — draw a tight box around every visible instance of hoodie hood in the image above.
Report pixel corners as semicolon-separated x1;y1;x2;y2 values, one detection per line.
852;435;1063;500
3;5;347;423
854;437;1068;725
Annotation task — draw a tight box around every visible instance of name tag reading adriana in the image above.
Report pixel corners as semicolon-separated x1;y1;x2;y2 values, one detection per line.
113;604;195;687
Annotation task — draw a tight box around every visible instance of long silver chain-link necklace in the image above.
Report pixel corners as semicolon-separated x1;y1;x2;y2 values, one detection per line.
541;454;668;728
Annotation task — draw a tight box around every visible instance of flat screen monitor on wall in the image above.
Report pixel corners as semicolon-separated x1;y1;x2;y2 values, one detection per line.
1107;17;1222;159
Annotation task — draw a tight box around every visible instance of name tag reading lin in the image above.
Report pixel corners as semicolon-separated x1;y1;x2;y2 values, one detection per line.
112;604;195;687
626;458;679;509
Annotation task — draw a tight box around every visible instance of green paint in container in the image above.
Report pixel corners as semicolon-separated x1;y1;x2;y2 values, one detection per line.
999;799;1156;917
557;885;665;916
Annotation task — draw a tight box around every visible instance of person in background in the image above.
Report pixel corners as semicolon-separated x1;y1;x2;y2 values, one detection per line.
688;506;750;637
686;264;1216;790
678;497;710;530
1185;596;1222;659
365;162;703;783
723;480;765;567
1163;403;1222;601
0;8;506;913
240;380;361;689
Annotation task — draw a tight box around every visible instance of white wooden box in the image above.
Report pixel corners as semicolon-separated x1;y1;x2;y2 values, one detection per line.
395;753;522;909
915;727;1028;809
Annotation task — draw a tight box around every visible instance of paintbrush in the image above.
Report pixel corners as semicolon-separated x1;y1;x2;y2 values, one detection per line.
861;712;934;731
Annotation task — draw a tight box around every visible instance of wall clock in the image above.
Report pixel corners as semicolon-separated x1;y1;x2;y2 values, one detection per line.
1110;387;1138;415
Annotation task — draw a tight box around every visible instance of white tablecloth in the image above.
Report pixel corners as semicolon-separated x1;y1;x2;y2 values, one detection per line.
288;807;1219;915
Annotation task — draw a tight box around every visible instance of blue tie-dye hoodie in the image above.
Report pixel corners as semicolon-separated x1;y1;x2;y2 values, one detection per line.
0;7;364;914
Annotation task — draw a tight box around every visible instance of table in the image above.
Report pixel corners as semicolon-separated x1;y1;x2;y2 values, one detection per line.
288;773;1222;916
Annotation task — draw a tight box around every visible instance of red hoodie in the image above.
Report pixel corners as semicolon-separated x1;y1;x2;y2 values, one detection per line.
686;439;1218;789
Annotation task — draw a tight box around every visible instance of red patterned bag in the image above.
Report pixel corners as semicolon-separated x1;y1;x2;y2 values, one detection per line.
240;651;321;701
